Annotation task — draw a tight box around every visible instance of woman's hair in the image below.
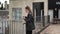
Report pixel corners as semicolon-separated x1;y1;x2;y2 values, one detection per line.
25;6;31;13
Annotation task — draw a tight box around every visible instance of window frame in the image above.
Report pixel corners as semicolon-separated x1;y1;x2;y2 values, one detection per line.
12;8;22;22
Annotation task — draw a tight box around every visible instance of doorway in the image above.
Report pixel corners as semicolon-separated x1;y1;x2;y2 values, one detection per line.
53;8;58;18
33;2;44;22
33;2;45;33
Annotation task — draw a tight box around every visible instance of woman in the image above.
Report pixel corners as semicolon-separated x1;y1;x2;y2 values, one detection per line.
24;6;35;34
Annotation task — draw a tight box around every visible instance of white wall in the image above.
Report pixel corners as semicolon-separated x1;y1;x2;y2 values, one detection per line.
58;9;60;19
48;10;53;23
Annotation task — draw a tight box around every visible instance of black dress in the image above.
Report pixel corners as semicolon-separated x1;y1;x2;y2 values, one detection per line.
24;12;35;34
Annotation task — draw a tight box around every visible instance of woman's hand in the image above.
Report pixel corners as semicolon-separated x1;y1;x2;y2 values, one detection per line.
23;16;25;19
23;16;27;21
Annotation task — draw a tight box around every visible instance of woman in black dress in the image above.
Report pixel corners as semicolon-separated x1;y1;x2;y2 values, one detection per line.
24;6;35;34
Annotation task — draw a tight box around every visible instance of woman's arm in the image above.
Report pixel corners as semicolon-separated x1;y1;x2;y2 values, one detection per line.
25;14;32;21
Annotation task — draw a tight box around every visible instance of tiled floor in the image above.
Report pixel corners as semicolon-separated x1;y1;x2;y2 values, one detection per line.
41;24;60;34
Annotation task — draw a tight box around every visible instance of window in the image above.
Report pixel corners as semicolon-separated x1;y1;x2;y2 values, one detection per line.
12;8;22;21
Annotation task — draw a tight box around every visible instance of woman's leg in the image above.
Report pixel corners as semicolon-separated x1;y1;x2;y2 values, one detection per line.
26;30;32;34
29;31;32;34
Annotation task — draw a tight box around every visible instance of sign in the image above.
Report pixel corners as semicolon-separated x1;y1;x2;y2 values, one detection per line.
56;2;60;4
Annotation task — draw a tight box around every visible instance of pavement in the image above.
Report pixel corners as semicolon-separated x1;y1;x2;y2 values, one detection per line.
40;24;60;34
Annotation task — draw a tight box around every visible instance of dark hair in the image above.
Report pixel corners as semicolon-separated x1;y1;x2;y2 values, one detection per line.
25;6;31;12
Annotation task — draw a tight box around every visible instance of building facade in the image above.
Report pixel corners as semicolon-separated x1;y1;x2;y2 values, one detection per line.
9;0;48;34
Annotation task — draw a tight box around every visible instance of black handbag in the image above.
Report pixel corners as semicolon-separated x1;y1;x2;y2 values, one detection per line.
30;17;35;30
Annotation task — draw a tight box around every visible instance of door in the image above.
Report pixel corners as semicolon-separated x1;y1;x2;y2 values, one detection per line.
33;2;44;33
53;8;58;18
0;18;8;34
0;21;3;34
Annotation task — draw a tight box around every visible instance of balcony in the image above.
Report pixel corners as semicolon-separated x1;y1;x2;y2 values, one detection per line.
0;10;9;16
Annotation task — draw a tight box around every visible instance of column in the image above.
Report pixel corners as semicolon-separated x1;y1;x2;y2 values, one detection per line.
44;0;48;26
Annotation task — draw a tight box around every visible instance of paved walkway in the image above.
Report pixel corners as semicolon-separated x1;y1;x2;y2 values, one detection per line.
40;24;60;34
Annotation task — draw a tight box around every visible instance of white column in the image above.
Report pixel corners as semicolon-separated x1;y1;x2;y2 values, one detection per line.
44;0;48;26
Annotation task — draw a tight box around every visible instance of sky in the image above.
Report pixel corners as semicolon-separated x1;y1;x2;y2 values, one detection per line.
0;0;9;4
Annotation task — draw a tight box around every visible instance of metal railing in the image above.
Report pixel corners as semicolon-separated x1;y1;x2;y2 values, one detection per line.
8;20;24;34
34;16;45;32
0;16;50;34
33;16;50;34
0;19;24;34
